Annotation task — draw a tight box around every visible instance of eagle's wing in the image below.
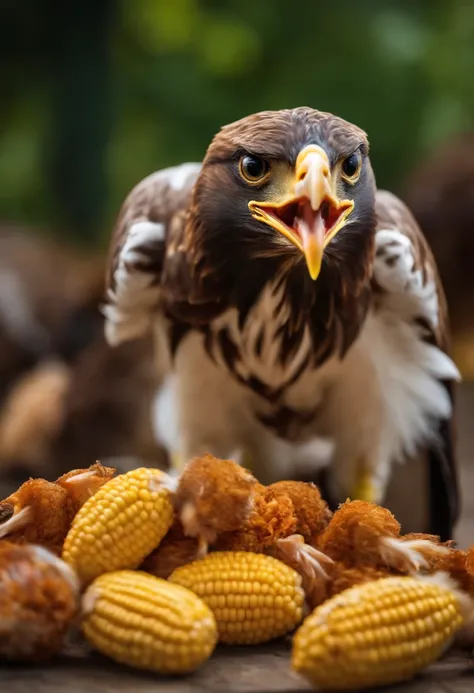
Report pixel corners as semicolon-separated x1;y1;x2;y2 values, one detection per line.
372;189;460;538
103;163;201;347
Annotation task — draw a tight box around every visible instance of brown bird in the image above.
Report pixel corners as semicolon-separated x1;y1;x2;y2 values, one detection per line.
0;223;166;484
103;107;460;540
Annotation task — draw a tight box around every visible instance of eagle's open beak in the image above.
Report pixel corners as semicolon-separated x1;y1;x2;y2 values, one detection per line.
249;145;354;280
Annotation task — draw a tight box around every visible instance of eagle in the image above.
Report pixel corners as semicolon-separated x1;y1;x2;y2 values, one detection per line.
103;107;460;541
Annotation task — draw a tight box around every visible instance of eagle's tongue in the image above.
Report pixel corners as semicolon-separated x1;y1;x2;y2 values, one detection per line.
295;208;325;281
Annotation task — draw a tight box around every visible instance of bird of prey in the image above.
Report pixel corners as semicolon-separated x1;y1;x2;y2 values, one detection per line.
103;107;460;540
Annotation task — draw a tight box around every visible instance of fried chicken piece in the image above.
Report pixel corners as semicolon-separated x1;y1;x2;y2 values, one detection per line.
175;454;258;553
141;518;200;579
449;545;474;648
328;563;393;598
0;541;79;662
275;543;392;610
0;481;71;555
214;482;334;603
143;485;326;582
56;461;116;507
175;454;332;558
466;545;474;580
448;544;474;596
170;456;333;589
401;532;449;544
426;548;471;591
283;559;394;611
317;500;444;572
0;462;115;554
264;480;332;544
398;533;472;591
171;455;334;597
269;534;334;609
214;485;297;552
213;480;331;552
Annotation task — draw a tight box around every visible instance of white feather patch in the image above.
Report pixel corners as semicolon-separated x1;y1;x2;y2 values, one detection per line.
325;227;460;505
276;535;334;580
374;228;442;331
152;375;181;455
164;162;202;191
358;305;459;468
379;536;451;571
104;162;201;347
359;227;460;494
104;220;165;346
210;278;312;390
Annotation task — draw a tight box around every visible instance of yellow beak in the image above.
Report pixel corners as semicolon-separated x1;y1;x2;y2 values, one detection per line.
249;145;354;280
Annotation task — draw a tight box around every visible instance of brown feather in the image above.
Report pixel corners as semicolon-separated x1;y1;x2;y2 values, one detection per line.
372;190;459;538
374;190;450;350
106;167;200;293
403;132;474;336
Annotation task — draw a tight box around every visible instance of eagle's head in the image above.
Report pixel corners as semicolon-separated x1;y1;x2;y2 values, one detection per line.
191;107;377;287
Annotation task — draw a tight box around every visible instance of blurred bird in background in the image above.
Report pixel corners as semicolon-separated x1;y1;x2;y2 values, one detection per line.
0;223;165;493
104;107;460;541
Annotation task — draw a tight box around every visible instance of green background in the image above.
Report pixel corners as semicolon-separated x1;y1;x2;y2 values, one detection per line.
1;0;473;246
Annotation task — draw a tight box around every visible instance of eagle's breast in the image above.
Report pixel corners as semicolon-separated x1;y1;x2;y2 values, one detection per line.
200;278;337;439
205;279;310;391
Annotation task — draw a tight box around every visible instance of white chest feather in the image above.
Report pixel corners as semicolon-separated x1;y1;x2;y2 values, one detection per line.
354;308;458;462
153;227;460;504
208;280;314;393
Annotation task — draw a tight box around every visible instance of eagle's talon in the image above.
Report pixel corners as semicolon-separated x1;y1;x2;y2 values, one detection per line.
170;452;187;473
351;471;377;504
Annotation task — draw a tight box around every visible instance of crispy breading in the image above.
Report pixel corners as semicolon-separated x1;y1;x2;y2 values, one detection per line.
141;519;200;579
317;500;401;568
0;462;115;554
175;454;258;544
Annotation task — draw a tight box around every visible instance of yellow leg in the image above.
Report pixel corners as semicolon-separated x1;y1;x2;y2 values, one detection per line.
351;468;377;503
170;451;187;474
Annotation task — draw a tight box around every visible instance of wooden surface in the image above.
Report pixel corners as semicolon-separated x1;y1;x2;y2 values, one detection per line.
1;643;474;693
2;384;474;692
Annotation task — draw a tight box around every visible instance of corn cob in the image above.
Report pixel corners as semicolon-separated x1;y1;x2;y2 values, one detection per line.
169;551;305;644
82;570;217;673
62;468;174;585
292;574;466;691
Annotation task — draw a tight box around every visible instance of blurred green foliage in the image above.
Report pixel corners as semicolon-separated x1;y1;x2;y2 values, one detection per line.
0;0;473;245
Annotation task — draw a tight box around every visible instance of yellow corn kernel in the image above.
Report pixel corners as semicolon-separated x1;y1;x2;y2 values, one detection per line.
292;575;465;691
169;551;304;645
62;468;174;585
82;570;217;674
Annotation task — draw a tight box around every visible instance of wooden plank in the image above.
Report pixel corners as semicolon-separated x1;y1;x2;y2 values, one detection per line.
0;647;473;693
0;641;310;693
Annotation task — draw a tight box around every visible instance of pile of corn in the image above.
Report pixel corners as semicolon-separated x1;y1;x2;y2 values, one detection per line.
0;465;470;690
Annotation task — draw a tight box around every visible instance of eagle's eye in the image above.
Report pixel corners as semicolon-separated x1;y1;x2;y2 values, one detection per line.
239;154;270;184
341;151;362;183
